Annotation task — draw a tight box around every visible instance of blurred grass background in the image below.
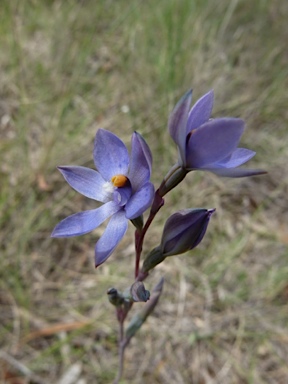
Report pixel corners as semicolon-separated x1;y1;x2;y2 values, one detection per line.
0;0;287;383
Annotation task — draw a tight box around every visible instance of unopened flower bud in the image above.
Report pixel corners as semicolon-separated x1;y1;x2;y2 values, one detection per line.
130;282;150;302
125;278;164;340
161;208;215;257
107;288;124;307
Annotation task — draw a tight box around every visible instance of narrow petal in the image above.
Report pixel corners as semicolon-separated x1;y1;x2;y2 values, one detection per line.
51;201;120;237
168;90;192;165
215;148;255;168
57;166;109;202
186;118;245;168
129;132;153;191
133;132;152;173
95;210;128;267
187;90;214;132
125;182;154;219
93;129;129;180
205;167;267;178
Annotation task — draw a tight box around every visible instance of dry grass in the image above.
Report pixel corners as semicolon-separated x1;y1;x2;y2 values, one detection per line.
0;0;287;383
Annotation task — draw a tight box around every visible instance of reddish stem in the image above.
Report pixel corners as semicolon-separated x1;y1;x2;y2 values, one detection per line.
134;190;164;279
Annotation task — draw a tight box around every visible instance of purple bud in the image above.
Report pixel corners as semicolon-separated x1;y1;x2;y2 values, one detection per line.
161;208;215;257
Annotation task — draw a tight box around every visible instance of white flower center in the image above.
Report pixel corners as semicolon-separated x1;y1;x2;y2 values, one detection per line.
102;181;115;202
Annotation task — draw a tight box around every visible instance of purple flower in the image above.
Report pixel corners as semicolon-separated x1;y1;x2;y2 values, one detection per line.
169;90;265;177
51;129;154;267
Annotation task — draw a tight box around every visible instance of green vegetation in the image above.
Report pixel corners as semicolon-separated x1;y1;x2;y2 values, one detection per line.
0;0;287;382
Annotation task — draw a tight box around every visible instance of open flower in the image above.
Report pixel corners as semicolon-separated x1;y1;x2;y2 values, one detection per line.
51;129;154;267
169;89;265;177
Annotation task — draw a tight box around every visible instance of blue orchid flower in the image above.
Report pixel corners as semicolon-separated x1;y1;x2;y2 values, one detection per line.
169;89;265;177
51;129;154;267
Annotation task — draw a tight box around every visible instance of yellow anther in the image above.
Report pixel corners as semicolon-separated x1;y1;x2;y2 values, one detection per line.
111;174;128;187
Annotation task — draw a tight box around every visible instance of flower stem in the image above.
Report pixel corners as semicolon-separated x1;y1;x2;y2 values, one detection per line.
113;309;127;384
116;190;165;381
134;164;188;277
134;190;164;278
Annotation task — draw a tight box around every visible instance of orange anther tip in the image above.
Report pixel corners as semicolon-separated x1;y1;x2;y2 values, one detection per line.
111;174;128;187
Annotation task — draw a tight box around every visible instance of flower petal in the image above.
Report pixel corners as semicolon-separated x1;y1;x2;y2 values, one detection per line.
168;90;192;164
95;210;128;267
113;184;132;206
51;201;120;237
186;118;245;168
187;90;214;132
57;166;109;202
204;167;267;178
128;132;153;191
125;182;154;219
214;148;255;168
93;129;129;180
